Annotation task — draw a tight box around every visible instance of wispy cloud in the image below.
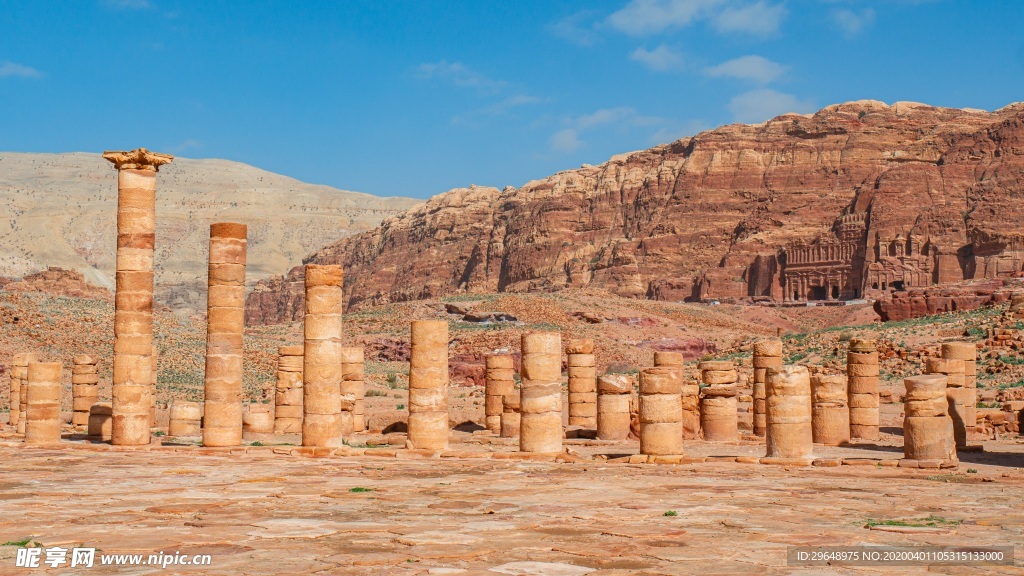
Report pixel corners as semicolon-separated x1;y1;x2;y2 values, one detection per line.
452;94;542;127
605;0;784;37
550;107;665;152
630;45;685;71
712;1;786;36
831;8;875;38
0;61;42;78
548;10;603;46
728;89;815;124
704;55;786;83
415;60;508;93
169;139;202;154
102;0;153;9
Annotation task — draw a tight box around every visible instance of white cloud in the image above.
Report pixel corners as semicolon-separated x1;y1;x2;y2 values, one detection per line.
703;55;786;83
712;1;786;36
727;89;815;123
0;61;42;78
548;11;602;46
607;0;723;35
550;129;583;152
415;60;508;93
630;45;685;71
550;107;666;152
832;8;875;38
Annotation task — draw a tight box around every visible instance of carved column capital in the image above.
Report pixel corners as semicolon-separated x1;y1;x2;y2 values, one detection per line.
102;148;174;172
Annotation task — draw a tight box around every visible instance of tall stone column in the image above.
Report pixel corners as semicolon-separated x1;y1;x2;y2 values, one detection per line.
71;355;100;429
103;148;173;446
699;360;738;441
341;347;366;432
765;365;813;459
941;342;977;436
302;264;344;447
566;339;596;428
202;223;247;447
638;367;684;455
520;332;562;453
25;362;63;445
485;354;515;433
12;353;36;432
752;339;783;436
274;346;304;434
408;320;449;450
810;374;849;445
847;338;879;441
903;374;956;461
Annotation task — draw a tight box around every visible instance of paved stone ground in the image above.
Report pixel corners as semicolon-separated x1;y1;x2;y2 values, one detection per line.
1;437;1023;575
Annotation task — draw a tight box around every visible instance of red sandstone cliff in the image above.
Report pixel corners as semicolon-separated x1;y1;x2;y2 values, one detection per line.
246;100;1024;324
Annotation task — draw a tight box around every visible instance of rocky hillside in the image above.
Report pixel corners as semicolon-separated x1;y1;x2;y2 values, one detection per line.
0;152;419;311
247;100;1024;324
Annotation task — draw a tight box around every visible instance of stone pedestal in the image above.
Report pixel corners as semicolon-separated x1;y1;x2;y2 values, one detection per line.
485;354;515;433
638;367;683;455
699;361;738;441
941;342;977;435
71;355;100;429
903;374;956;461
243;404;274;436
408;320;449;450
104;148;173;446
203;223;247;447
847;339;879;441
566;339;596;428
274;345;304;434
752;339;783;437
342;347;366;433
810;374;849;445
519;332;562;453
168;401;201;437
12;352;37;433
302;264;344;448
500;389;521;438
25;362;62;445
926;357;968;447
596;374;632;440
88;402;113;440
765;365;813;459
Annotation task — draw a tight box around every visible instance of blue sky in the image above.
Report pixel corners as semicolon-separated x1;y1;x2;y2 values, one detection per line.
1;1;1022;199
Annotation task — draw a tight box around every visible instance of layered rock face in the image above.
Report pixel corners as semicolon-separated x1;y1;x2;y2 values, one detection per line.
248;101;1024;323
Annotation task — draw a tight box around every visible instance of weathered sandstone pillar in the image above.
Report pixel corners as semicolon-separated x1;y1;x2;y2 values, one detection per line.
847;339;879;441
941;342;977;435
485;354;515;433
699;360;738;441
103;148;173;446
654;351;699;439
302;264;344;447
243;404;274;435
150;346;158;427
765;365;813;458
168;401;201;437
88;402;113;440
500;388;521;438
71;355;100;429
408;320;449;450
596;374;632;440
274;345;304;434
752;339;783;436
342;347;366;433
926;357;967;447
25;362;62;445
202;222;247;447
566;339;597;428
903;374;956;461
12;353;36;432
810;374;850;445
519;332;562;453
638;367;684;455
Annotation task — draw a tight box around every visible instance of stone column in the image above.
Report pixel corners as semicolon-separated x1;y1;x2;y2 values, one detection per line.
752;339;783;436
274;345;304;434
103;148;173;446
566;339;597;428
202;223;247;447
243;404;274;436
500;388;521;438
654;351;699;439
903;374;956;461
765;366;813;458
519;332;562;453
926;357;968;447
408;320;449;450
342;347;366;433
12;353;36;432
596;374;632;440
71;355;100;429
638;367;684;455
88;403;113;440
168;401;201;437
810;374;850;445
150;346;158;427
847;338;879;441
25;362;62;445
337;348;357;436
302;264;344;447
699;361;738;441
485;354;515;433
941;342;977;435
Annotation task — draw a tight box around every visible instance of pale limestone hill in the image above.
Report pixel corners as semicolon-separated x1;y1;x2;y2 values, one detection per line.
0;152;420;310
